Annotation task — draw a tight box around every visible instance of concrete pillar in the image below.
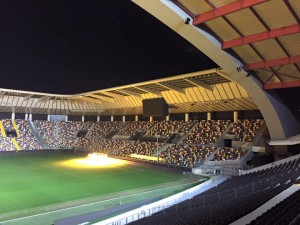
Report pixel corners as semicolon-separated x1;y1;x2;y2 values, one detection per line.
185;113;189;122
81;115;85;122
11;112;15;121
97;116;100;122
166;115;169;121
233;111;238;124
65;115;68;122
207;112;211;121
25;113;28;120
135;115;138;122
122;115;126;123
150;116;153;122
111;115;114;122
47;114;50;121
29;113;32;121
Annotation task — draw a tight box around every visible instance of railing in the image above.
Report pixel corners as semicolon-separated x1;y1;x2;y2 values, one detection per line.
28;120;47;149
252;122;267;145
216;122;233;147
94;177;227;225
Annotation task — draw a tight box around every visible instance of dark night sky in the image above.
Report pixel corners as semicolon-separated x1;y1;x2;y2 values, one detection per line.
0;0;217;94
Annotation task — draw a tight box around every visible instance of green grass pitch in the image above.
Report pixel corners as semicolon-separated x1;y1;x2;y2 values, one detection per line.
0;152;199;223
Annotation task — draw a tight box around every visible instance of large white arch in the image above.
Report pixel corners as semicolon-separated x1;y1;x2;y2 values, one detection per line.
133;0;300;146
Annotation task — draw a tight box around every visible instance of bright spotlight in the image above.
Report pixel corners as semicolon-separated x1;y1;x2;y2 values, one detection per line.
59;153;126;168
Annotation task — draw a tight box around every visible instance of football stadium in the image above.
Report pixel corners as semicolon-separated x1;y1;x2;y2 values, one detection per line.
0;0;300;225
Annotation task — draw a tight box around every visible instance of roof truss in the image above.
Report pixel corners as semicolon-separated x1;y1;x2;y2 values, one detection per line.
87;94;114;103
193;0;269;25
245;55;300;70
37;96;51;103
264;80;300;89
184;77;212;91
157;82;185;94
222;24;300;49
117;89;142;98
135;86;163;97
74;96;103;105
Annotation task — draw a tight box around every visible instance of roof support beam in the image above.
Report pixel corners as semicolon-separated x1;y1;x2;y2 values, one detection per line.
157;82;185;94
117;90;142;98
102;91;125;98
135;86;163;97
264;80;300;90
37;96;51;103
184;77;212;91
284;0;300;24
193;0;269;25
74;96;103;105
0;91;6;98
101;91;130;102
22;94;33;102
245;55;300;70
222;24;300;49
87;94;114;103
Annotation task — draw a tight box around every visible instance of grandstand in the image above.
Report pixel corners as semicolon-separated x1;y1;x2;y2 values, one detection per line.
0;0;300;225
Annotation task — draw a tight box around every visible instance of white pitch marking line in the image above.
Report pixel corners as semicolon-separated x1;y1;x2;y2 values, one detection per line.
0;182;197;224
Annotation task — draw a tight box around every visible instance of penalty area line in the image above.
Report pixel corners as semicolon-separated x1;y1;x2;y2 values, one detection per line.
0;181;197;224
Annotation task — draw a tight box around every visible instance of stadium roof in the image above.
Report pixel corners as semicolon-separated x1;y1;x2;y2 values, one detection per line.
0;68;256;116
171;0;300;90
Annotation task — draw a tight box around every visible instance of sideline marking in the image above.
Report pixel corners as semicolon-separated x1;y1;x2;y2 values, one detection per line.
0;180;200;224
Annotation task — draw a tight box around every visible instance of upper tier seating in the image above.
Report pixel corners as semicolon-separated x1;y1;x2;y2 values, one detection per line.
160;144;215;167
35;120;56;137
89;121;126;137
177;120;196;134
57;121;82;137
2;119;14;131
0;119;263;166
117;121;154;136
227;119;264;142
147;120;184;137
0;137;16;151
121;141;164;156
183;120;231;145
15;119;41;150
211;147;245;161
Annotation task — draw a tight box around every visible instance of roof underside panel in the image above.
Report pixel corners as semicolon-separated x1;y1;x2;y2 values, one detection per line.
205;18;240;40
209;0;238;8
278;33;300;56
232;45;262;62
289;0;300;19
225;9;267;36
276;64;300;80
177;0;212;15
251;39;288;60
253;0;297;29
171;0;300;90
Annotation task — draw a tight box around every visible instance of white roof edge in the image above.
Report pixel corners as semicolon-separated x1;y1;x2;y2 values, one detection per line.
0;88;70;97
76;68;221;96
0;68;221;98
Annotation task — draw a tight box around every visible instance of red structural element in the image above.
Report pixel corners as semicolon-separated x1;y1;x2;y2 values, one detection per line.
264;80;300;89
245;55;300;70
193;0;269;25
222;24;300;49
